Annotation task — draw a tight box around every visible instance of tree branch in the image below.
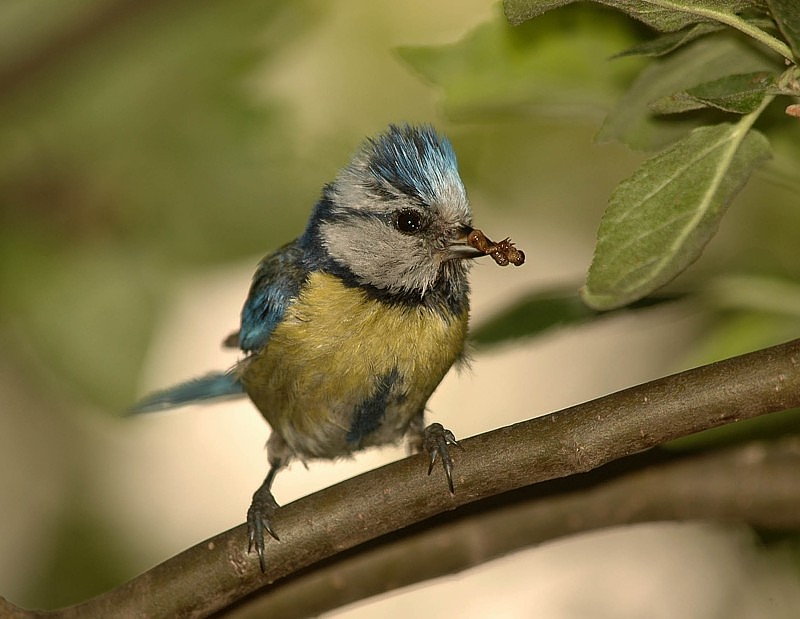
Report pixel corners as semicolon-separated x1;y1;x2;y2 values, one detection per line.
221;437;800;618
17;338;800;618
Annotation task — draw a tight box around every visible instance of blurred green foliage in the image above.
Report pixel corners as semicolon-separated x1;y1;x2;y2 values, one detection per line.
399;7;645;119
0;1;320;412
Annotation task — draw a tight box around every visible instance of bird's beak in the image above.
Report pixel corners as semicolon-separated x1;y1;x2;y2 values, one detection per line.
447;227;485;260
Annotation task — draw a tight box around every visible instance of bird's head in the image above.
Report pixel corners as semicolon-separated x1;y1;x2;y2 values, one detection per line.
305;124;482;298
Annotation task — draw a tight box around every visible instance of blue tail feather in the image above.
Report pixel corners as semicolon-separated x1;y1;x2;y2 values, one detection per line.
131;371;246;414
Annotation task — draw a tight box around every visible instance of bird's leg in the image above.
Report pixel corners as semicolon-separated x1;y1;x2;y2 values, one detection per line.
247;464;280;572
423;422;462;494
406;412;426;455
247;432;290;572
409;413;463;494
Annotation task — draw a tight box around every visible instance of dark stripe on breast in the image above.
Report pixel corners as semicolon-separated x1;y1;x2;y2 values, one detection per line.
346;368;401;446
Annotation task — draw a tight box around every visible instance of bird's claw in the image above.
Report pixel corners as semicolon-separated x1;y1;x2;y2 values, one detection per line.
423;422;462;494
246;488;280;572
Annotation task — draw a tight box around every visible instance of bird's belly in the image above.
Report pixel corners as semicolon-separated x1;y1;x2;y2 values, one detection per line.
240;272;467;459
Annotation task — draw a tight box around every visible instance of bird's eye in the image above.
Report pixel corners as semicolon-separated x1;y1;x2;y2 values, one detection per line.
394;208;424;234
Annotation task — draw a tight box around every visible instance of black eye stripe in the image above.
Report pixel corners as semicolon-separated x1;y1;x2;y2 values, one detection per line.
394;208;424;234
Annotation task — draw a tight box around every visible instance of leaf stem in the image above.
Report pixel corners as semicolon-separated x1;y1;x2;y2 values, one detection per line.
736;90;776;134
650;1;794;61
710;11;794;62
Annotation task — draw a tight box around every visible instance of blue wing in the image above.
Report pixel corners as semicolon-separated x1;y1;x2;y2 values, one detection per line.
131;240;307;414
237;240;308;353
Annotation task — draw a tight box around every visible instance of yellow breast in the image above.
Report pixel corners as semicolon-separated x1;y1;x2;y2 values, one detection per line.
240;271;468;459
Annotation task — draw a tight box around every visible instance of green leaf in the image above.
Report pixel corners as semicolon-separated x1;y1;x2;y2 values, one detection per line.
613;23;723;58
651;71;777;114
582;122;772;311
398;6;641;120
684;71;776;113
504;0;762;31
768;0;800;60
504;0;574;26
597;37;778;150
470;288;683;348
471;291;595;347
648;91;709;114
612;19;779;58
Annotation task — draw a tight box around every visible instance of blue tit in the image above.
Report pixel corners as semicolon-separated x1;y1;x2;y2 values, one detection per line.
133;124;490;571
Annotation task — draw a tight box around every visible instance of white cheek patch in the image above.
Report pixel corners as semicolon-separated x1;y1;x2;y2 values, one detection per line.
320;218;440;296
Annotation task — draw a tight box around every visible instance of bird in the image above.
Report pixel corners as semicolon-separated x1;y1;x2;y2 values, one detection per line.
133;124;491;571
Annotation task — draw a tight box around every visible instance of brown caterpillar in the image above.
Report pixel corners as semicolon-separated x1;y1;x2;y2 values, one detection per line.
467;229;525;267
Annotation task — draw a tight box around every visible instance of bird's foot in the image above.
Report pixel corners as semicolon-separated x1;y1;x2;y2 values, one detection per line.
247;486;280;572
423;422;463;494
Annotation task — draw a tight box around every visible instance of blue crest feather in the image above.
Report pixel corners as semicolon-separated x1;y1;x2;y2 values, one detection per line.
365;124;462;204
